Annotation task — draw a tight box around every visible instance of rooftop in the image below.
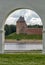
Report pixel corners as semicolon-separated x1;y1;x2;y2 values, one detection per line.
17;16;25;22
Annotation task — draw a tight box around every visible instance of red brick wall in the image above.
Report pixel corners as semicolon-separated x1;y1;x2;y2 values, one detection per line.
25;28;43;35
16;17;43;35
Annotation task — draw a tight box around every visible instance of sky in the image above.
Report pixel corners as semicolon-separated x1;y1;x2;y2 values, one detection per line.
5;9;43;25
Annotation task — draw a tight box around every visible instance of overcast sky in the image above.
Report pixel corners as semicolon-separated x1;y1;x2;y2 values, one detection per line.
5;9;43;25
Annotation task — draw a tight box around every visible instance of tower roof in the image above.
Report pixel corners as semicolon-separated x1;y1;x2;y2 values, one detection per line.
17;16;25;22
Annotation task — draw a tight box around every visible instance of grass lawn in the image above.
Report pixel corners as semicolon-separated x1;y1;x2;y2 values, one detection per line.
1;53;45;65
5;33;42;40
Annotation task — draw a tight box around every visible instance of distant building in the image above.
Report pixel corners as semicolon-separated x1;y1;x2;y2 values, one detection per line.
16;16;42;35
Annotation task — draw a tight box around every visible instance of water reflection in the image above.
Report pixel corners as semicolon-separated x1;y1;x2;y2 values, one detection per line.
5;43;43;50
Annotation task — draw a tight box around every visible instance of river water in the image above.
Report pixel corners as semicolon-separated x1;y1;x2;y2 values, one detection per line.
5;43;43;51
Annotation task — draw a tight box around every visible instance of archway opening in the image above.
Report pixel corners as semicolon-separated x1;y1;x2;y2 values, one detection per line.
4;8;43;52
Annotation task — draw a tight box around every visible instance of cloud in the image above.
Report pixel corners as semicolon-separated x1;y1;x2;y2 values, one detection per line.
5;17;19;25
11;9;33;18
5;9;43;25
30;18;42;25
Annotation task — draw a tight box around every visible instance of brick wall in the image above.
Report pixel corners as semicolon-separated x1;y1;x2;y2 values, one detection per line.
25;28;43;35
16;16;43;35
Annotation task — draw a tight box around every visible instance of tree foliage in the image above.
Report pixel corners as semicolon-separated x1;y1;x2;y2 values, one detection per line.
28;25;43;28
4;24;16;36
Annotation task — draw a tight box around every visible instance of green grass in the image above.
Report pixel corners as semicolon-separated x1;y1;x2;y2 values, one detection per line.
0;53;45;65
5;33;42;40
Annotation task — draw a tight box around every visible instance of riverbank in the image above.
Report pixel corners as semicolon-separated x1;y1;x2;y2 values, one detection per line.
5;39;42;43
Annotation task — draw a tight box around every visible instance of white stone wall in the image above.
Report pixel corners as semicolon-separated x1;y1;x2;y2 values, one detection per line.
0;0;45;53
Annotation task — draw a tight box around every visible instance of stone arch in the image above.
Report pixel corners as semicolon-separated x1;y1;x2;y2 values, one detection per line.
5;8;43;34
0;0;45;53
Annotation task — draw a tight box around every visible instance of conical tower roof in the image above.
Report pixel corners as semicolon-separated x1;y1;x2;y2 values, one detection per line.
17;16;25;22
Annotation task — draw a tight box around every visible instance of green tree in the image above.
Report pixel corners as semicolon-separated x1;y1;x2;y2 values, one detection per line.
4;24;16;36
4;24;10;35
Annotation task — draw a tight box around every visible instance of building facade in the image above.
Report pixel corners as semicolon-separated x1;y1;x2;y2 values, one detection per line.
16;16;42;35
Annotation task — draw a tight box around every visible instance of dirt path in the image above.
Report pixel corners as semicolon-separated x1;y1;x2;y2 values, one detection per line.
5;39;42;43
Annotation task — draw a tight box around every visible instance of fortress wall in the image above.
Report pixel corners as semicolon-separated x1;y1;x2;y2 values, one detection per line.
25;28;43;35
